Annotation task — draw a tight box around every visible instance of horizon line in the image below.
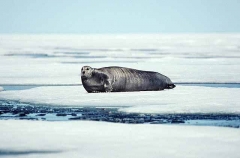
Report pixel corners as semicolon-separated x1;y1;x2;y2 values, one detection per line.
1;32;240;35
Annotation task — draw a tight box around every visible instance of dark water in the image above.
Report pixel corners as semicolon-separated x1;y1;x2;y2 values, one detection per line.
0;84;81;91
0;100;240;128
0;149;62;156
178;83;240;88
2;85;39;91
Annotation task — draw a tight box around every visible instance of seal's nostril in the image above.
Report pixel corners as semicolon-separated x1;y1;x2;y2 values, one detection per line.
82;71;85;74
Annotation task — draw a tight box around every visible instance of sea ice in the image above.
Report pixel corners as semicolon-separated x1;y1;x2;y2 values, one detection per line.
0;85;240;114
0;120;240;158
0;34;240;84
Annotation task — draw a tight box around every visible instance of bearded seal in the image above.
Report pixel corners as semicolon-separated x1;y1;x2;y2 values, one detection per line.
81;66;175;93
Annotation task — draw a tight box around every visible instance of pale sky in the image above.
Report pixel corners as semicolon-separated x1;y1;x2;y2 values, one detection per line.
0;0;240;34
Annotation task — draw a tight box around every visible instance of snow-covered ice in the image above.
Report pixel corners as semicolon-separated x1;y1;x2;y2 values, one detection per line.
0;34;240;84
0;85;240;114
1;120;240;158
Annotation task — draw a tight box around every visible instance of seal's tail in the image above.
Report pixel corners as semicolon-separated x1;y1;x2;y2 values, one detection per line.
167;84;176;89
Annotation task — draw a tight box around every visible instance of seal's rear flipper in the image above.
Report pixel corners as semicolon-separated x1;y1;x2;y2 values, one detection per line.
167;84;176;89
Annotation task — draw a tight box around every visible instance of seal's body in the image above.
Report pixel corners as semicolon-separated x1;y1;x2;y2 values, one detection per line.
81;66;175;93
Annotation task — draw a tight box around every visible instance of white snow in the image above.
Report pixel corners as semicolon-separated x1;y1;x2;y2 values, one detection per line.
0;34;240;84
0;120;240;158
0;85;240;114
0;87;3;91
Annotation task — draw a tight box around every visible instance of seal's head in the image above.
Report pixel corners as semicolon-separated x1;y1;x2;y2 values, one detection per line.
81;66;94;79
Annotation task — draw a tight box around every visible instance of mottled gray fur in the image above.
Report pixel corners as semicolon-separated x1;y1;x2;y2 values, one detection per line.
81;66;175;93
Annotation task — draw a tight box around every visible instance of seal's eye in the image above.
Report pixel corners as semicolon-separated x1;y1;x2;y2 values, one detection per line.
86;68;89;70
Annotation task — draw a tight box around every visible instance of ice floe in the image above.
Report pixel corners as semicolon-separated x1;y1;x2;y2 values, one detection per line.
0;85;240;114
0;120;240;158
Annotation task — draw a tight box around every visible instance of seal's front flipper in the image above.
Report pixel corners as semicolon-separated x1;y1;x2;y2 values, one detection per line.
104;80;113;92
